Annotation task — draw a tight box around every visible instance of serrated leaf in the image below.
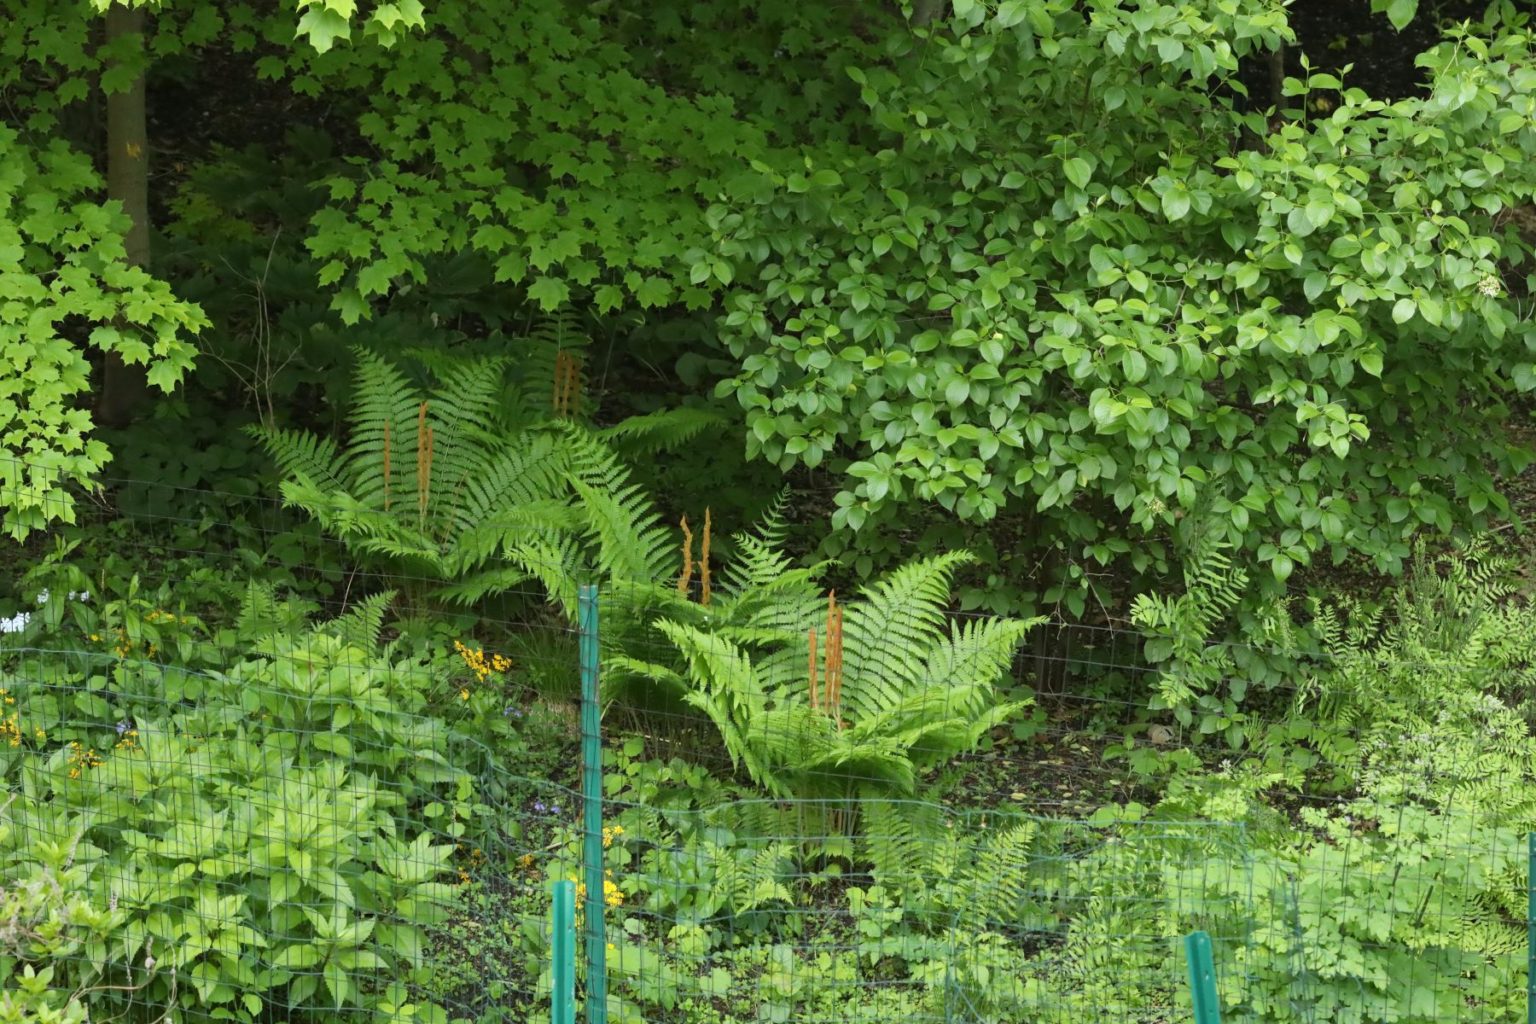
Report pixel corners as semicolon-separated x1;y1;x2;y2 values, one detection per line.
528;276;571;311
295;7;350;53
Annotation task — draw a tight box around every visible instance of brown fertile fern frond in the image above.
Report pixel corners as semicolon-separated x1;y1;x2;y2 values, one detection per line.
825;592;844;728
678;515;694;594
416;401;432;525
552;350;583;419
809;627;820;712
382;419;392;512
700;507;712;606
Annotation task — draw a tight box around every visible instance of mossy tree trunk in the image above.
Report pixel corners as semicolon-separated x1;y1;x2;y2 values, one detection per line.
99;2;150;428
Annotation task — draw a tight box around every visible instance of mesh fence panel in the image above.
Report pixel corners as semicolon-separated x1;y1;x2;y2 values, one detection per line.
0;469;1531;1022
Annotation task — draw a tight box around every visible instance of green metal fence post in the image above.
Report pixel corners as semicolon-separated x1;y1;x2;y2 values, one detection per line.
579;584;608;1024
1527;832;1534;1024
552;880;576;1024
1185;930;1222;1024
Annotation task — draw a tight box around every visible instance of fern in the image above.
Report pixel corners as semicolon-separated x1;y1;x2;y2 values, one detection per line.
1130;542;1245;713
648;552;1039;799
253;345;690;612
859;799;1043;930
835;551;970;725
598;406;726;457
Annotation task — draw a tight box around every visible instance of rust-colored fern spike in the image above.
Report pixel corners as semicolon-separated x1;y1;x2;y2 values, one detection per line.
382;419;392;512
700;507;712;606
825;592;844;728
677;515;694;595
553;349;583;419
836;602;845;726
808;627;820;711
552;350;568;417
424;426;434;516
416;401;431;522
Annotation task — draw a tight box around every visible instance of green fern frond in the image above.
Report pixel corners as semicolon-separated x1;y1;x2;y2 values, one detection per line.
248;426;347;494
508;312;592;422
861;798;959;906
343;347;425;509
234;580;318;642
659;619;775;791
569;475;675;583
959;819;1041;929
330;590;395;650
838;551;974;724
598;406;726;456
602;655;688;703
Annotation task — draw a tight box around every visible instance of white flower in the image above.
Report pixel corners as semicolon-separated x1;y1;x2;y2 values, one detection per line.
1478;275;1501;298
33;589;47;606
0;612;31;634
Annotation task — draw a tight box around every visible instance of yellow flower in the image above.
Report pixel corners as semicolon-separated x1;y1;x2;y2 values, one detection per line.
454;640;512;687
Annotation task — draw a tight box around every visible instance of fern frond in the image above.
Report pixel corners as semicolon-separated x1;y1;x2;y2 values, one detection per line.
861;799;958;907
344;347;425;508
598;407;727;456
602;655;689;704
569;475;675;583
248;426;348;494
838;551;974;724
330;590;395;650
504;535;586;619
234;580;317;642
958;819;1040;930
659;619;778;794
508;312;591;423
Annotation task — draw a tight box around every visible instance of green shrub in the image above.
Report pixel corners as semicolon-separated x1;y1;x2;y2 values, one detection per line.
0;599;488;1024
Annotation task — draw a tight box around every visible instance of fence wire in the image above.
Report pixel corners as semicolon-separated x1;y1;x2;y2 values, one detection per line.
0;470;1532;1023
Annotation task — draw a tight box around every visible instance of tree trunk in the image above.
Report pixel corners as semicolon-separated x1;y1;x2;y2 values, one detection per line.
99;3;150;429
1268;43;1286;114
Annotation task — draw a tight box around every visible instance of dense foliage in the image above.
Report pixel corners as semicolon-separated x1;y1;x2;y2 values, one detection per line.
4;0;1536;1022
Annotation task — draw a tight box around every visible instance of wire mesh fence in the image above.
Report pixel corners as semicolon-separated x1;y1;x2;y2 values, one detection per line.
0;468;1533;1023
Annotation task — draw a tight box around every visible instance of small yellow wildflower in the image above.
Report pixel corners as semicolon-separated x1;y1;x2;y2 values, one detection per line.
571;873;625;908
0;697;24;748
66;742;103;780
453;640;513;686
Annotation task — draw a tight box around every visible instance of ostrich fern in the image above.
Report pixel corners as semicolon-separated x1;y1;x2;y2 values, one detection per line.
630;552;1040;799
251;345;699;610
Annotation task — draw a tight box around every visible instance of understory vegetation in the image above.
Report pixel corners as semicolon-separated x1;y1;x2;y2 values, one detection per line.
5;0;1536;1022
